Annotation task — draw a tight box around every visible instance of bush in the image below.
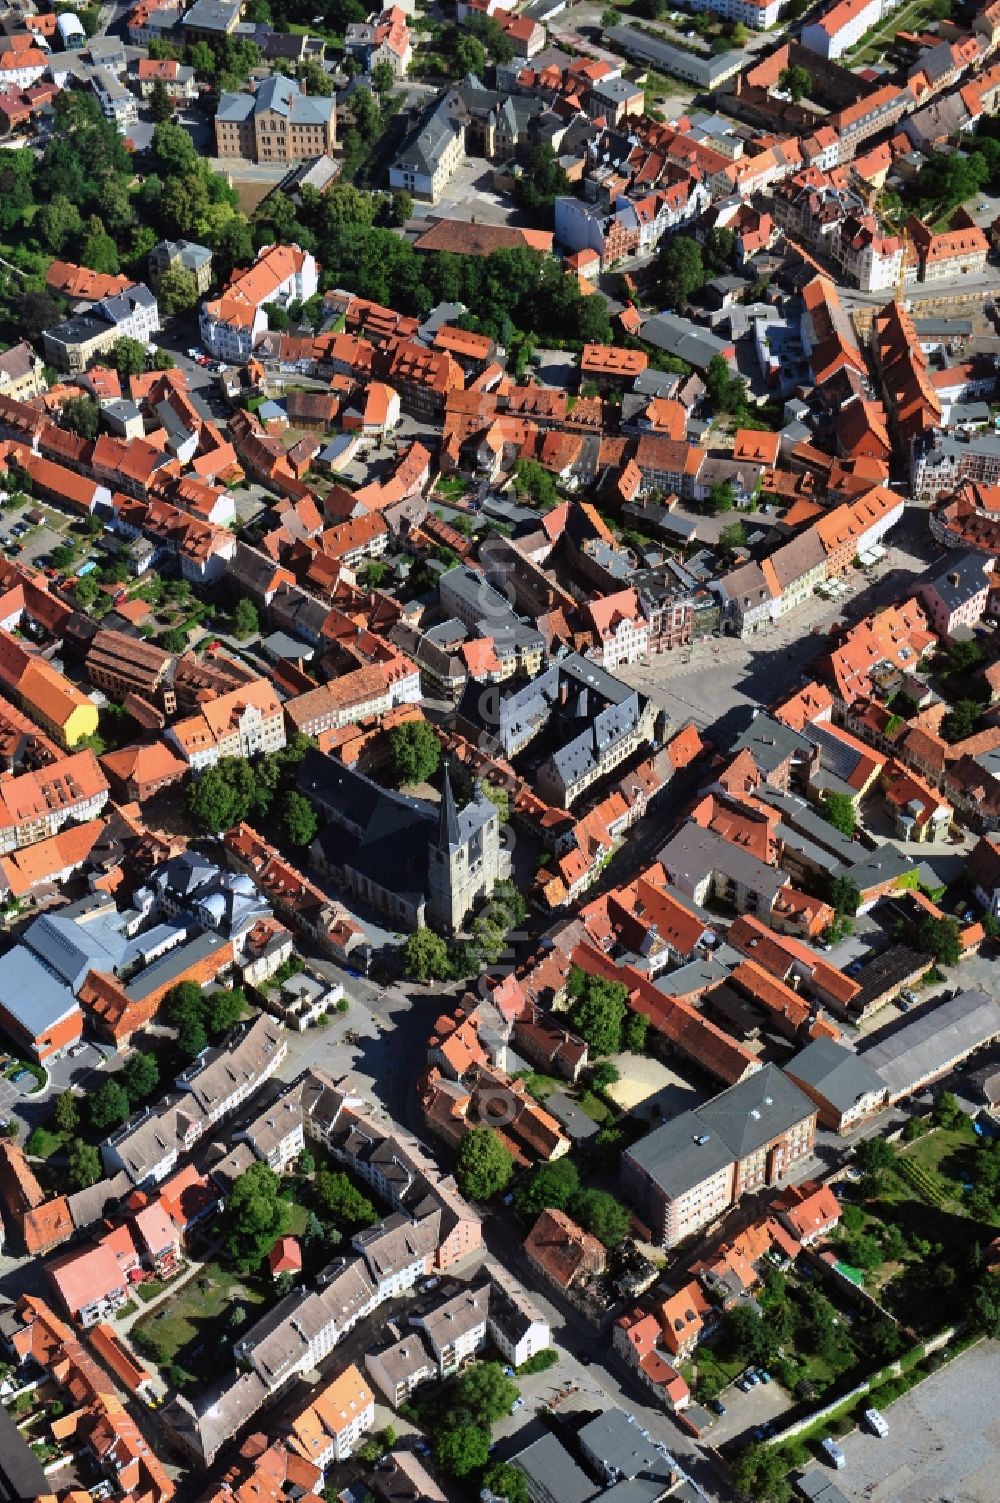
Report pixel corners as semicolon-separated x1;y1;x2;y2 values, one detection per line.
517;1348;558;1375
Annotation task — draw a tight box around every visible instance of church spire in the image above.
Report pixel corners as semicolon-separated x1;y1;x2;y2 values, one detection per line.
439;758;460;848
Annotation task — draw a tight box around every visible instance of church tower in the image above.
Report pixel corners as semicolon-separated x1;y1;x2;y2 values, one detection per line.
427;760;502;932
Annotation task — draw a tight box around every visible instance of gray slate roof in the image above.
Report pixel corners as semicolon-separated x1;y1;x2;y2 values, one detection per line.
785;1038;885;1113
624;1063;815;1199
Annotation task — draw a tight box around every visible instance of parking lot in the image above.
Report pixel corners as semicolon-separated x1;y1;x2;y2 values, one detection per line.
837;1339;1000;1501
704;1369;795;1448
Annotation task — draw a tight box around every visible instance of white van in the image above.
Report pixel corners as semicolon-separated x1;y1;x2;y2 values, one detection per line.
822;1437;846;1470
865;1407;889;1437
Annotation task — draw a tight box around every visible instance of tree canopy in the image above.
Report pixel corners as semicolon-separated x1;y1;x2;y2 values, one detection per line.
918;915;962;966
822;791;856;837
389;720;441;786
453;1127;514;1201
513;1158;580;1220
568;966;629;1055
568;1188;630;1248
223;1163;291;1270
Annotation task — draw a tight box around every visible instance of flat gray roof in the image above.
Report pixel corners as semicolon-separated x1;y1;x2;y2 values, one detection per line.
861;989;1000;1098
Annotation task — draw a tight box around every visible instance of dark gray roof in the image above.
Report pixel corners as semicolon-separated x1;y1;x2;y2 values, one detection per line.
922;550;992;612
181;0;241;29
730;713;813;776
604;24;750;88
796;1469;852;1503
638;312;735;369
658;823;789;902
578;1409;677;1484
840;845;916;891
785;1038;885;1113
0;1404;49;1503
624;1064;815;1199
511;1432;596;1503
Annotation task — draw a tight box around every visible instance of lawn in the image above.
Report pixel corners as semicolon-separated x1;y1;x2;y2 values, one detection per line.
131;1261;268;1382
884;1119;984;1216
511;1070;561;1102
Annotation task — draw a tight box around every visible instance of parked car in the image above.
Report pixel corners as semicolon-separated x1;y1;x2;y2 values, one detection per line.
757;1369;771;1384
186;348;201;360
510;1398;525;1414
710;1398;726;1415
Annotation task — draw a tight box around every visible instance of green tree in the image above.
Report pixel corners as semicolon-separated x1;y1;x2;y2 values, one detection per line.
280;790;318;848
659;235;705;303
20;291;64;342
482;1462;529;1503
454;1127;514;1201
454;33;488;76
157;266;200;318
467;12;515;62
589;1060;620;1090
707;480;735;515
717;521;747;555
121;1051;159;1103
204;987;245;1036
400;925;451;985
81;216;119;275
722;1304;775;1366
389;720;441;785
942;699;983;744
390;189;413;226
730;1443;792;1503
435;1424;490;1478
161;628;188;654
513;1157;580;1220
829;874;861;916
453;1361;518;1423
61;396;101;441
778;63;812;102
512;457;557;508
970;1275;1000;1337
113;338;149;379
223;1162;291;1270
177;1014;209;1058
89;1078;131;1131
571;972;629;1055
625;1010;649;1053
933;1090;964;1130
370;59;396;94
350;86;380;142
186;758;257;831
918;915;962;966
513;143;571;223
232;596;260;639
314;1170;377;1228
149;79;175;123
822;791;856;837
67;1139;102;1189
854;1136;896;1177
35;195;84;256
568;1188;630;1248
53;1091;80;1135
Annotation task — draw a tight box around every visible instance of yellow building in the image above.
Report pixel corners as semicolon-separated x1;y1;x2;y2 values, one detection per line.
19;660;99;748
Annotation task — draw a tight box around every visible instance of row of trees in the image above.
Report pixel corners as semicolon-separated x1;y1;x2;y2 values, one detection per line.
401;878;527;982
512;1156;631;1246
186;735;317;847
567;966;650;1056
165;981;248;1059
254;180;613;348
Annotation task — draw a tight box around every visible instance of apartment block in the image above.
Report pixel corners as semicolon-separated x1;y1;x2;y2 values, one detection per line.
622;1065;818;1246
